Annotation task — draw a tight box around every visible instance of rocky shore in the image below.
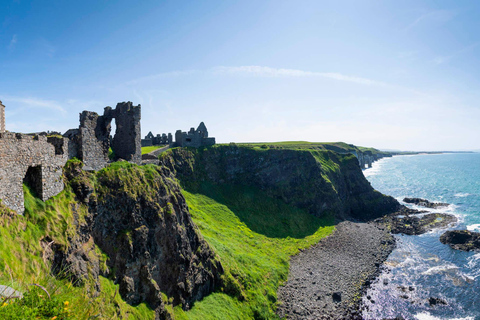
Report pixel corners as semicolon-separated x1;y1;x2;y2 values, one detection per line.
277;221;395;319
403;197;449;209
440;230;480;251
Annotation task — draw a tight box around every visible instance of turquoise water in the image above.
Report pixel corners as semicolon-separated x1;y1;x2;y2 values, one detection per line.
362;153;480;320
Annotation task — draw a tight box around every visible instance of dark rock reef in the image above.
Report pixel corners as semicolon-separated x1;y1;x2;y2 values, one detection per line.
378;208;457;235
440;230;480;251
403;197;449;209
51;160;223;319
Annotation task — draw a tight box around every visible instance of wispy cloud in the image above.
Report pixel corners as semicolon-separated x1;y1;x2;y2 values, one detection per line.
36;38;56;57
126;66;385;87
8;34;17;50
212;66;386;86
404;10;455;32
433;42;479;65
125;70;199;85
2;95;66;114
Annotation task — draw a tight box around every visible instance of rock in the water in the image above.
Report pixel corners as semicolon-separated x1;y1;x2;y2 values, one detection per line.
403;198;449;209
440;230;480;251
0;285;23;299
380;212;456;235
428;297;447;306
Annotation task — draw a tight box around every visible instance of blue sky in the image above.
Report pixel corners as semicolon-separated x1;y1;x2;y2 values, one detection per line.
1;0;480;151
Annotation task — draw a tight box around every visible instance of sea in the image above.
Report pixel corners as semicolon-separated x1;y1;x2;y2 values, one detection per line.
362;153;480;320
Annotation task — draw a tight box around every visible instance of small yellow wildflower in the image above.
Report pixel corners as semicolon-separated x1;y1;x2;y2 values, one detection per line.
51;317;58;320
64;301;69;306
1;302;8;307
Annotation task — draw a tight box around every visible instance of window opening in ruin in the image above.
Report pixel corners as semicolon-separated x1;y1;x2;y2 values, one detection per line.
47;136;65;155
186;138;192;142
23;165;43;198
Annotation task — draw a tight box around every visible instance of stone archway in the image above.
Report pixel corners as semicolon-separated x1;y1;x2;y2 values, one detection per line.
23;165;43;198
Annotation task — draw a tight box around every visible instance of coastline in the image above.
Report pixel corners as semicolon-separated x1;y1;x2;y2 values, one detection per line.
277;220;395;319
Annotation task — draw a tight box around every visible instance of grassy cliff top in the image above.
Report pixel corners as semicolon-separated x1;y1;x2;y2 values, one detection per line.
227;141;390;156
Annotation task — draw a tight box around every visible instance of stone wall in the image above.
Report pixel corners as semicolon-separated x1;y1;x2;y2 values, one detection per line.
64;102;142;171
0;100;142;214
0;101;5;133
78;111;111;171
109;102;141;163
173;122;216;148
0;133;68;214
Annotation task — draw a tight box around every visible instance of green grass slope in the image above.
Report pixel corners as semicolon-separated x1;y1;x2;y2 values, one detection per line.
141;145;163;154
234;141;390;157
173;182;334;319
1;153;335;320
0;166;155;319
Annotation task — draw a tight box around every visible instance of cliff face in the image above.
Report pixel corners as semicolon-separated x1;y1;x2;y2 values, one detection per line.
160;145;400;221
53;160;223;319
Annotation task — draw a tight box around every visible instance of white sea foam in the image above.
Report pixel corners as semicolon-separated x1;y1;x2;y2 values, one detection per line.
455;193;472;198
363;158;387;177
467;253;480;279
422;263;459;276
415;313;473;320
467;224;480;232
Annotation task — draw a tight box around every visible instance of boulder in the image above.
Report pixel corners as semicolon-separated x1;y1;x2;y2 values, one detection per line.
440;230;480;251
403;198;449;209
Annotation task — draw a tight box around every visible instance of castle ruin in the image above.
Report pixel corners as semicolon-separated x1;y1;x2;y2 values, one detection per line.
0;101;5;133
0;100;216;214
64;102;142;171
0;132;68;213
0;101;142;214
141;122;215;149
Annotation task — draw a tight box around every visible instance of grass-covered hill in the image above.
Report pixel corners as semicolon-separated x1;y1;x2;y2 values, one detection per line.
0;144;399;319
233;141;391;157
160;144;399;221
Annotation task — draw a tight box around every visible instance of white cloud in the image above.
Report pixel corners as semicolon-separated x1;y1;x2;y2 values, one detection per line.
124;66;386;87
212;66;385;86
125;70;199;85
2;95;66;114
404;10;455;32
8;34;17;50
433;42;479;65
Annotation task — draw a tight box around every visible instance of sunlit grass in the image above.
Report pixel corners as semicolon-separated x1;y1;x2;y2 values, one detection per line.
176;183;335;319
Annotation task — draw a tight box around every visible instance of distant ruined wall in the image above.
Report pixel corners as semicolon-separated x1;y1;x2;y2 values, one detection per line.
0;101;5;133
0;133;68;214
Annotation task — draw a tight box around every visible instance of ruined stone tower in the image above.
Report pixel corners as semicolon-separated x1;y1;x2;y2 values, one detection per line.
0;100;5;133
107;102;142;163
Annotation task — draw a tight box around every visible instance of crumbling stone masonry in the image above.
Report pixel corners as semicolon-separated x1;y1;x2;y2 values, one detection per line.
0;133;68;214
108;102;142;163
141;132;173;147
173;122;215;148
142;122;214;149
0;100;142;214
65;102;142;171
0;101;5;133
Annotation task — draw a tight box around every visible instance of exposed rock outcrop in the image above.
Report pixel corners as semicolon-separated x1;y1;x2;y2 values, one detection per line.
403;197;449;209
379;210;457;235
440;230;480;251
159;146;400;221
52;160;223;319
